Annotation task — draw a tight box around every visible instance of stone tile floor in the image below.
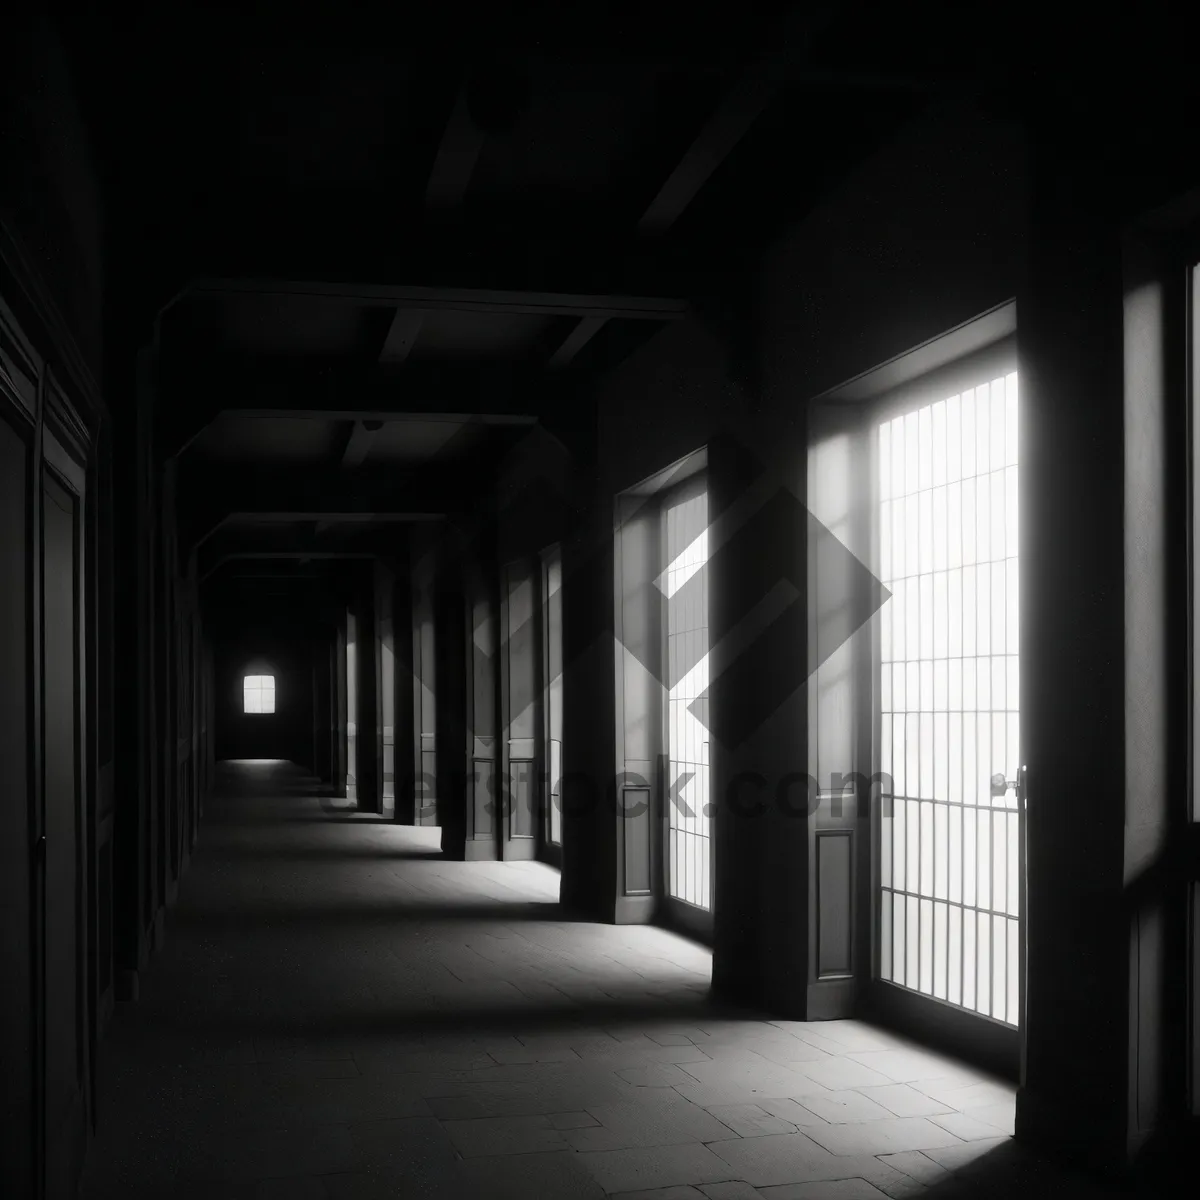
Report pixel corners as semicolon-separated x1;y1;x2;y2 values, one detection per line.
80;761;1141;1198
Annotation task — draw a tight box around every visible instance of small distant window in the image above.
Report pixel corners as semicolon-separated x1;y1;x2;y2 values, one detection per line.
243;675;275;714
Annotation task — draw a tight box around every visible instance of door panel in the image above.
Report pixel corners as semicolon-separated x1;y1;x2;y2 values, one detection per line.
43;470;84;1186
876;369;1022;1027
0;415;33;1198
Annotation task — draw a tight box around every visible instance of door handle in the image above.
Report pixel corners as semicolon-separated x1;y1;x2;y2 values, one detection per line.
990;768;1027;806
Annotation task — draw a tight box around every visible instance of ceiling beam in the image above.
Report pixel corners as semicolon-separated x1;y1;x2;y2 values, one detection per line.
426;88;486;209
638;74;777;237
637;2;843;237
182;279;689;321
547;316;608;369
164;360;547;459
162;221;692;303
178;466;464;552
200;551;381;583
197;523;409;582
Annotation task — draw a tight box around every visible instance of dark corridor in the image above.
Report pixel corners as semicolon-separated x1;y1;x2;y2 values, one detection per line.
3;4;1200;1198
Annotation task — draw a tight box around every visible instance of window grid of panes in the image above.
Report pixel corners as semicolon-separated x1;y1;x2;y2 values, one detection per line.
243;674;275;714
664;488;711;911
877;371;1021;1025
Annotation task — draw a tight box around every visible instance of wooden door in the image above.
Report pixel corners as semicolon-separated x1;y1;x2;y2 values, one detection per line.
42;453;87;1199
0;391;34;1198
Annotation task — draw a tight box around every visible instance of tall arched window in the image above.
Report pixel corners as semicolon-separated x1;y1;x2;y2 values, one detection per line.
243;674;275;714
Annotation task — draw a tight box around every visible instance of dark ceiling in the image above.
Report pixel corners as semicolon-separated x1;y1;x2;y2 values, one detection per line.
49;1;1084;599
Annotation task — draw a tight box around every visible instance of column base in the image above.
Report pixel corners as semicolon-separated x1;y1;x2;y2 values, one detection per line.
1015;1086;1130;1176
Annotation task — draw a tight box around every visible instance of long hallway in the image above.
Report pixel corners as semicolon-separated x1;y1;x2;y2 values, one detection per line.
79;761;1109;1200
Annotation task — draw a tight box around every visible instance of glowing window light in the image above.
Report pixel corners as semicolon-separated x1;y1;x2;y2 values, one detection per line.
243;674;275;714
878;371;1020;1026
663;487;711;912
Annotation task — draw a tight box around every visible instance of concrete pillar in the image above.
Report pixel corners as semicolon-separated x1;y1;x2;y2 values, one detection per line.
1013;121;1190;1169
560;481;618;918
435;546;468;854
411;527;438;826
392;561;416;824
447;547;501;860
356;572;381;813
335;619;348;798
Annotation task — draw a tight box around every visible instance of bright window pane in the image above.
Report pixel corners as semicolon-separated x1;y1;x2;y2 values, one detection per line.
877;369;1020;1026
243;674;275;715
664;485;710;910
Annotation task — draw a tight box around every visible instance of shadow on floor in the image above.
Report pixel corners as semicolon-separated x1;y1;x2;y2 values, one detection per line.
913;1138;1166;1199
167;898;568;931
195;844;448;862
87;759;1163;1200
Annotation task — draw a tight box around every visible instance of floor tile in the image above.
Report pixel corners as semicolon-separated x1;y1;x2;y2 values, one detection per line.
618;1063;700;1087
802;1117;963;1157
611;1188;709;1200
680;1057;824;1097
441;1113;569;1157
198;1125;359;1180
875;1152;949;1185
700;1184;765;1199
868;1177;927;1198
565;1093;739;1151
843;1052;978;1086
706;1103;798;1137
456;1150;608;1199
575;1142;737;1193
957;1101;1014;1134
705;1134;898;1189
756;1097;830;1127
909;1079;1015;1110
347;1116;458;1170
853;1086;953;1119
759;1180;890;1199
919;1136;1009;1171
321;1165;464;1200
792;1059;897;1091
926;1112;1012;1141
796;1090;895;1125
551;1110;602;1129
